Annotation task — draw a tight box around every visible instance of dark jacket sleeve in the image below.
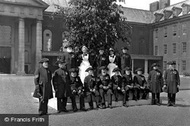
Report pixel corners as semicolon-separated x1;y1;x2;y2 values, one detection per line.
52;71;58;91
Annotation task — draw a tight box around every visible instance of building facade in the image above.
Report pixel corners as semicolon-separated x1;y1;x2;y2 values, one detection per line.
152;0;190;74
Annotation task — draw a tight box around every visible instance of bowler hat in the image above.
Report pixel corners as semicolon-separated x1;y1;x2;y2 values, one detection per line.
112;67;121;72
124;67;132;71
121;47;128;50
39;58;49;63
151;63;159;68
167;61;176;65
135;68;143;72
99;66;108;71
85;67;93;72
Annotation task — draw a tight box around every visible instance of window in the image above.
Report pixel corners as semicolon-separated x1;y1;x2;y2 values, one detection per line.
164;27;167;37
164;44;167;54
163;61;167;70
182;23;187;35
43;29;52;51
182;42;187;53
173;25;177;36
182;60;186;71
155;46;158;55
173;43;176;53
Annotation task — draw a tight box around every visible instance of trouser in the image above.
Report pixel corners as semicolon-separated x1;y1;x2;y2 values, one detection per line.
168;93;176;104
132;88;140;100
39;99;48;114
57;97;77;111
99;89;112;106
113;88;123;101
86;92;100;108
73;94;85;109
140;89;149;99
152;93;160;104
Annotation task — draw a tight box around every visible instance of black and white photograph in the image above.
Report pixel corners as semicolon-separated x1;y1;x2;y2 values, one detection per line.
0;0;190;126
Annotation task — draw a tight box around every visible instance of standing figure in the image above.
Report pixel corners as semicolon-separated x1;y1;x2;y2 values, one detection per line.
69;68;87;111
52;59;78;113
61;45;78;70
97;66;113;109
133;68;149;100
120;47;132;74
163;61;180;107
96;47;109;75
122;67;133;106
148;63;163;105
84;67;101;109
107;48;121;77
33;58;53;116
79;46;92;84
111;67;123;102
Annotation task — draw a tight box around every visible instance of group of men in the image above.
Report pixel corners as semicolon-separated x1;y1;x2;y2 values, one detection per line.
33;46;180;116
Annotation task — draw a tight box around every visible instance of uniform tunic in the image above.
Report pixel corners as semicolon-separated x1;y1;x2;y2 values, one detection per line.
163;69;180;94
121;53;132;71
52;68;72;98
148;69;163;93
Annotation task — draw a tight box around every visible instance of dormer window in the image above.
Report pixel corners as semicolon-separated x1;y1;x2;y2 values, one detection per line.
154;13;163;22
172;7;182;17
182;3;190;15
163;10;173;19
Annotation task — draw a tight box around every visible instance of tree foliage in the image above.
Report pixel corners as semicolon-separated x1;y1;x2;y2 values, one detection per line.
56;0;131;50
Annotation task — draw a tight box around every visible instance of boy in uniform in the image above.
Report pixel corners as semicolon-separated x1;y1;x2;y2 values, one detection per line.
84;67;100;109
97;66;113;109
69;68;87;111
133;68;149;100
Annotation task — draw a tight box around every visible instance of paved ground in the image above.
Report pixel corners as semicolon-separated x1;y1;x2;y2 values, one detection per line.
0;75;190;126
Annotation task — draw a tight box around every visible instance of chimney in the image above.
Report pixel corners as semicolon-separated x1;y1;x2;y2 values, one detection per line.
159;0;170;9
150;1;159;12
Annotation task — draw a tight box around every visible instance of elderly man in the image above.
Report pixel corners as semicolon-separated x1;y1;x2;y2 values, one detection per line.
33;58;53;116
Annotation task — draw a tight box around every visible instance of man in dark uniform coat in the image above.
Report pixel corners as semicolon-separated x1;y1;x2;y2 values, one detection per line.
133;68;149;100
52;59;77;113
111;67;123;102
148;63;163;105
122;67;133;106
33;58;53;116
120;47;132;74
97;66;113;109
84;67;100;109
61;45;78;70
163;61;180;106
69;68;87;111
96;47;109;74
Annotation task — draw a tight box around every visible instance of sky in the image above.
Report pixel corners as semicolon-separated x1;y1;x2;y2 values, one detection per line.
122;0;184;10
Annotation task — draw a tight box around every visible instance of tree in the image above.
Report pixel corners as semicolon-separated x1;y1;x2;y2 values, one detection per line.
56;0;131;51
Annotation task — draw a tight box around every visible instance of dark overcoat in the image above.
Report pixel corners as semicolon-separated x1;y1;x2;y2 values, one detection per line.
97;74;112;89
120;53;132;70
52;68;72;98
62;52;78;70
148;69;163;93
33;67;53;100
122;74;133;90
96;54;109;68
163;69;180;93
70;76;83;91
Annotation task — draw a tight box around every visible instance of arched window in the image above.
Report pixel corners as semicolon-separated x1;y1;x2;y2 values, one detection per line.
43;29;52;51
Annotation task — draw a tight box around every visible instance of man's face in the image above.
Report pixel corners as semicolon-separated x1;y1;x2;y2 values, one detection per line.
125;70;131;75
99;50;104;55
109;51;114;55
58;63;66;69
122;49;128;53
88;70;94;75
168;65;174;70
71;72;77;77
42;62;48;68
137;71;142;75
101;69;107;75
